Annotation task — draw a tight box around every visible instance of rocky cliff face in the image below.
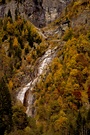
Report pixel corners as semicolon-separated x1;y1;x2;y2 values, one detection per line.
0;0;71;27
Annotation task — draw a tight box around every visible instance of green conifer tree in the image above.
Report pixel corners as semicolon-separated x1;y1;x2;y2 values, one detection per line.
0;78;12;135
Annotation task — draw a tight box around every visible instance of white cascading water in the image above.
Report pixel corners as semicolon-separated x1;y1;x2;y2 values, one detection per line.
17;82;31;104
17;47;57;116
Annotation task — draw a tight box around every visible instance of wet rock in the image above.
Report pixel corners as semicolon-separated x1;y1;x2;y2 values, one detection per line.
17;46;59;116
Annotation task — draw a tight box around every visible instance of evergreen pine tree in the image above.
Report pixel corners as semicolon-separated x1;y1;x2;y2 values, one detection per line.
75;111;82;135
0;78;12;135
7;9;12;18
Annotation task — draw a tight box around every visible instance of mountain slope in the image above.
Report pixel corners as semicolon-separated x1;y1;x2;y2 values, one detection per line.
33;0;90;134
1;0;90;135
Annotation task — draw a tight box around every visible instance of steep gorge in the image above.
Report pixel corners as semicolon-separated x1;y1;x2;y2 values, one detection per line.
1;0;90;134
16;0;90;119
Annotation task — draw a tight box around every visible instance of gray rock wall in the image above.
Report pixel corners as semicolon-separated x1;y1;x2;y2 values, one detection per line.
0;0;71;27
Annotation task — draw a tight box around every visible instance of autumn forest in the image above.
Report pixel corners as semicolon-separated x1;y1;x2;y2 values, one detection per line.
1;0;90;135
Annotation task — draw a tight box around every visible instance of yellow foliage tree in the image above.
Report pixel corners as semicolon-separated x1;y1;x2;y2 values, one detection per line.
13;37;19;47
8;80;13;92
7;21;14;34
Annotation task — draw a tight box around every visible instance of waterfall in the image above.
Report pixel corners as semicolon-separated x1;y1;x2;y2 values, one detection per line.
17;82;32;104
17;47;57;116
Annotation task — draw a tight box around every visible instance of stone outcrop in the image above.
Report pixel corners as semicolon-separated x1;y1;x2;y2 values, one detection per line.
0;0;71;27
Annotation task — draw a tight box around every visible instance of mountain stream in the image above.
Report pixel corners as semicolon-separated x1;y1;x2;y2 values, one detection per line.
17;46;58;116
